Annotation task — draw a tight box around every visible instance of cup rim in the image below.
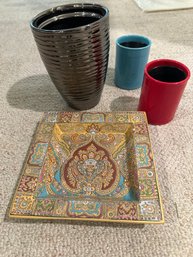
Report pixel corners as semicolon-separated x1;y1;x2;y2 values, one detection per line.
116;34;151;51
145;59;191;85
30;3;109;33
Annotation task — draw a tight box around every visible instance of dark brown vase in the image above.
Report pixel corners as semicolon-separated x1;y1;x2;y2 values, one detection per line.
30;3;109;110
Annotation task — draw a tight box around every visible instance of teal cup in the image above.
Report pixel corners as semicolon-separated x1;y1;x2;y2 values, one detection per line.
115;35;151;90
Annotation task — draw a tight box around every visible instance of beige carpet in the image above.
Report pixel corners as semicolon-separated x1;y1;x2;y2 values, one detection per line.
1;0;193;256
134;0;193;12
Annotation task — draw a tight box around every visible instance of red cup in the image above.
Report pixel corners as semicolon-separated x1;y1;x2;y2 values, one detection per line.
138;59;191;125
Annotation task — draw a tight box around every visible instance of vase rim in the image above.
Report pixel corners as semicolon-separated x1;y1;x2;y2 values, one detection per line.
30;3;109;33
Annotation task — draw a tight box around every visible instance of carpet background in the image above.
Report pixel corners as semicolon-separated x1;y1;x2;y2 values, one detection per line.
134;0;193;12
0;0;193;256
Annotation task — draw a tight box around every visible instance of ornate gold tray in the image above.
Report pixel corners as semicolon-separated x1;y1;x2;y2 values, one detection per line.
9;112;164;224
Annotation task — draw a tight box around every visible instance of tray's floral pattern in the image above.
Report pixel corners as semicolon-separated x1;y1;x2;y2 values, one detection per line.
10;112;164;223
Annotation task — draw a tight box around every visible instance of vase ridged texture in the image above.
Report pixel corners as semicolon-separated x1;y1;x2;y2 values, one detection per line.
30;3;110;110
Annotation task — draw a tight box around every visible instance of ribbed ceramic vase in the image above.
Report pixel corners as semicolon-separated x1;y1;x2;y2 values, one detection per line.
30;3;109;110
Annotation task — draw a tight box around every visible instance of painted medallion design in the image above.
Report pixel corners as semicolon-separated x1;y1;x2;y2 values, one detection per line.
9;112;163;223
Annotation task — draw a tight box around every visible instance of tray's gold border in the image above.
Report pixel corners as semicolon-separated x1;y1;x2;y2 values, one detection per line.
9;111;164;224
9;213;164;224
144;113;165;224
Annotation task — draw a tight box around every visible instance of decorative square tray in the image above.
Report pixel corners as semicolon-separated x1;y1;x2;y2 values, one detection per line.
9;112;164;224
